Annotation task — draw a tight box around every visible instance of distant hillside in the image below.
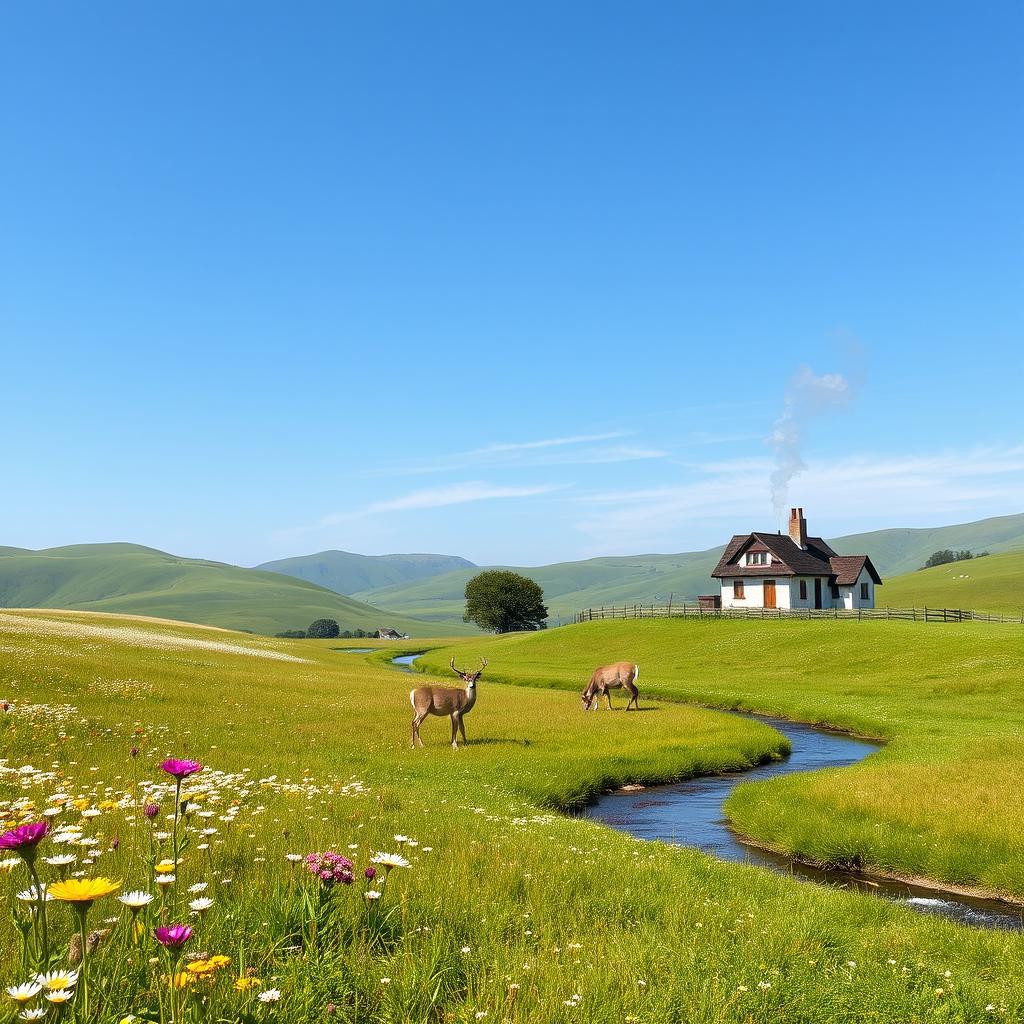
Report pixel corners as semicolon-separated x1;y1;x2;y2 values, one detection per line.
880;549;1024;616
827;512;1024;577
257;549;475;595
0;544;474;637
350;512;1024;623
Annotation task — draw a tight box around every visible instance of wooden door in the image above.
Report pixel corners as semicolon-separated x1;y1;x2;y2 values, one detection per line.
814;578;822;610
763;580;777;609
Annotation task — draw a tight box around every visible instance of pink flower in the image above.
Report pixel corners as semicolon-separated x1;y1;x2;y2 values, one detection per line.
160;759;202;780
0;821;49;852
143;804;160;820
154;924;193;948
305;852;354;886
364;866;377;880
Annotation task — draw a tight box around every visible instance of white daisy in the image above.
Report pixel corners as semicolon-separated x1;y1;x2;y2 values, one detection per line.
189;897;214;913
118;891;154;909
370;852;410;870
35;970;78;991
6;982;42;1003
257;989;281;1003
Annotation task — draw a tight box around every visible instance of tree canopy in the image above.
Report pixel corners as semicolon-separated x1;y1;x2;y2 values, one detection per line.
306;618;341;639
463;570;548;633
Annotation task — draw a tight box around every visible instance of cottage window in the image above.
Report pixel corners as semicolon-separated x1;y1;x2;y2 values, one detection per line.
830;583;840;599
734;580;745;599
747;552;769;566
799;580;807;600
860;582;869;600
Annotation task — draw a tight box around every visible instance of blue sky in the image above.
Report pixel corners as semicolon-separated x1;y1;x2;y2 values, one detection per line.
2;2;1022;566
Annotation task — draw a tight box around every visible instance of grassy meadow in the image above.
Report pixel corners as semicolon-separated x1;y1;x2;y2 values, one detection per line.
419;617;1024;898
2;609;1024;1023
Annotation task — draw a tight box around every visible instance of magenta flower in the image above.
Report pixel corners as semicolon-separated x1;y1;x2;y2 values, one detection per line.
154;924;193;948
160;759;202;780
305;852;354;886
143;804;161;820
0;821;49;852
364;866;377;880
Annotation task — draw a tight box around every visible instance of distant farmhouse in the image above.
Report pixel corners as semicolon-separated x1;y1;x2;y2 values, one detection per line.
377;627;409;640
711;508;881;610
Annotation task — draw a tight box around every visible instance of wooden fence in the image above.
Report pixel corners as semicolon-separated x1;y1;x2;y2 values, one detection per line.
571;604;1024;624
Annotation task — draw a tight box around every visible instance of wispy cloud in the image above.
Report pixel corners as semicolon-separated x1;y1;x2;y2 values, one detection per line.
342;482;561;519
278;481;564;539
367;431;665;476
467;432;624;455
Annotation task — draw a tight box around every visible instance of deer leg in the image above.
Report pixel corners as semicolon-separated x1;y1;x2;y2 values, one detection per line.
458;717;467;745
605;690;613;710
412;712;427;748
450;714;459;750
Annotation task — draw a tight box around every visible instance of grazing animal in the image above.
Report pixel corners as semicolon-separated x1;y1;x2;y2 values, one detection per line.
581;661;640;711
410;657;488;748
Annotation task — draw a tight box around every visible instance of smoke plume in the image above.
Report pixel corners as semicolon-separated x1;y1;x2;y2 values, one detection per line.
768;366;855;518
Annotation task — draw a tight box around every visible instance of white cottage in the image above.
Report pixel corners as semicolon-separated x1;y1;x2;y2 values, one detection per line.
711;508;881;610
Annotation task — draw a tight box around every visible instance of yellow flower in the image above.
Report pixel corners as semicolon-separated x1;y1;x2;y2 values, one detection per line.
154;859;177;874
234;977;262;992
72;799;90;811
189;955;231;975
48;877;121;903
163;972;194;990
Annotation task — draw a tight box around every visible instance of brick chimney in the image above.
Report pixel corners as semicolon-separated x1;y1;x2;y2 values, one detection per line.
788;507;807;548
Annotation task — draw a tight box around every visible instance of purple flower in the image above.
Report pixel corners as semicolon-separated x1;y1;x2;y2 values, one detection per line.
143;803;160;820
154;924;193;948
0;821;49;852
160;759;202;780
129;746;139;758
364;866;377;880
305;852;354;887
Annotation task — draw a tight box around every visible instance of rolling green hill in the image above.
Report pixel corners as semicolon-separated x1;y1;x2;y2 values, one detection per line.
0;543;474;636
879;548;1024;615
347;512;1024;623
256;549;475;594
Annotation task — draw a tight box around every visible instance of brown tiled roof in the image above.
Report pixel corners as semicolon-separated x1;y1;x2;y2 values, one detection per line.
711;531;880;583
829;555;882;586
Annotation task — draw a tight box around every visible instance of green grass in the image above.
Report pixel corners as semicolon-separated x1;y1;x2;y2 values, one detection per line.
880;549;1024;616
2;609;1024;1022
0;543;477;636
347;512;1024;624
419;617;1024;900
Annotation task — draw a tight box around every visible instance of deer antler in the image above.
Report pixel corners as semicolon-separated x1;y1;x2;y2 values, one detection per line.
479;657;488;669
450;657;466;676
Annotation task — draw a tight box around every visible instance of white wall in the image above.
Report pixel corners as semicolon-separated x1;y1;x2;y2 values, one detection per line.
720;570;875;610
852;568;875;608
720;577;791;609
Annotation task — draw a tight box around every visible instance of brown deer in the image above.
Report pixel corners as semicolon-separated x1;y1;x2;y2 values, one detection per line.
410;657;487;749
581;661;639;711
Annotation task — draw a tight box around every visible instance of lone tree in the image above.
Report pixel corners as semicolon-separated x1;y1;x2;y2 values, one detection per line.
306;617;341;639
464;570;548;633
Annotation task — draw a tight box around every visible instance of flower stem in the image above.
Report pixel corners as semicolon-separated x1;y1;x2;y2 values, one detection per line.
27;860;49;966
77;904;90;1019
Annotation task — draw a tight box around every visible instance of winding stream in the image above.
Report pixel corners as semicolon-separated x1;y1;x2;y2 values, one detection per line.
390;655;1022;930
